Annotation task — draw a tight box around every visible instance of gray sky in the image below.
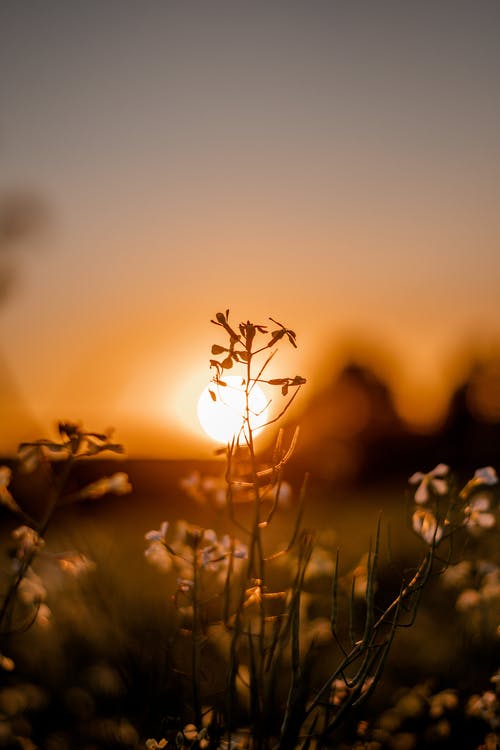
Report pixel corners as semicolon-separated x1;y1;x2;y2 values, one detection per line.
1;1;499;455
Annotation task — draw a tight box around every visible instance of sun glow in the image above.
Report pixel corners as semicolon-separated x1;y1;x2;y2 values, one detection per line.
197;376;269;444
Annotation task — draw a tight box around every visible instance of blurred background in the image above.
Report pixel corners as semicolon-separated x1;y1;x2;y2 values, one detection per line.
1;0;500;465
1;7;500;743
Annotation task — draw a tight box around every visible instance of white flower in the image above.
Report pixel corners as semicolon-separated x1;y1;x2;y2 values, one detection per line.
429;690;458;718
145;739;167;749
175;520;204;548
460;466;499;499
177;578;193;593
18;567;47;605
474;467;498;486
201;543;221;570
80;472;132;500
220;534;247;560
144;522;172;573
412;509;443;545
331;678;350;706
203;528;218;545
199;533;247;582
409;464;449;504
144;521;169;544
12;525;45;558
54;551;96;576
464;494;496;533
108;472;132;494
179;471;227;506
180;527;228;570
466;691;498;722
183;724;199;742
144;541;172;573
35;602;52;627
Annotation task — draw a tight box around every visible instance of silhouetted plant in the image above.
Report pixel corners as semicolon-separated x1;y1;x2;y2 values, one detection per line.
144;311;463;750
0;421;130;670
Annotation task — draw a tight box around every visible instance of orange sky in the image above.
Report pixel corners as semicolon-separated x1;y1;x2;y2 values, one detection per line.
1;2;500;457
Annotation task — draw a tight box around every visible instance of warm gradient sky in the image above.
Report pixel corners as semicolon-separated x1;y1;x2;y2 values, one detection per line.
0;1;499;457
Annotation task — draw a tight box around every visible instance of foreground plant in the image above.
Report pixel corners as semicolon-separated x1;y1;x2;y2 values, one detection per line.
410;463;500;633
0;421;131;670
145;311;461;750
347;678;500;750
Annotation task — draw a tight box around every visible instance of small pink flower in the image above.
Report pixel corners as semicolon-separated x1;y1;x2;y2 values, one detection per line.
54;551;96;576
409;464;449;504
145;739;167;750
144;521;169;543
35;602;52;627
18;568;47;605
460;466;499;499
144;542;172;573
183;724;199;742
80;472;132;500
429;690;458;718
464;494;496;533
473;466;498;486
412;509;443;545
219;534;247;560
12;526;45;558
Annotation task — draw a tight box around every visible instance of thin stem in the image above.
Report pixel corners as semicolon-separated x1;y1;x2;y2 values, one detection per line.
245;353;267;745
191;536;202;727
0;453;75;632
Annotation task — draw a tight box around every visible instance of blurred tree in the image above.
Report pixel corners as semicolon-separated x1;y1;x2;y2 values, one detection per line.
293;361;406;483
293;355;500;485
0;190;48;452
441;359;500;470
0;191;46;305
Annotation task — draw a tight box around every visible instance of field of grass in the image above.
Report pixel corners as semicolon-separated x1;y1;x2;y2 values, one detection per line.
1;458;498;749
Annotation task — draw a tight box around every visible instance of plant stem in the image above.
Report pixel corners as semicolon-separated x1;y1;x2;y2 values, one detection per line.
245;353;266;747
192;534;202;727
0;454;75;634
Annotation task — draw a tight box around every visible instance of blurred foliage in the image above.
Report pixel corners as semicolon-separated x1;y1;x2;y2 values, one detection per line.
0;191;47;306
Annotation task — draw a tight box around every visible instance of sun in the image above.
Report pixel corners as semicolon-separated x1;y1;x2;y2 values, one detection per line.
197;375;269;444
